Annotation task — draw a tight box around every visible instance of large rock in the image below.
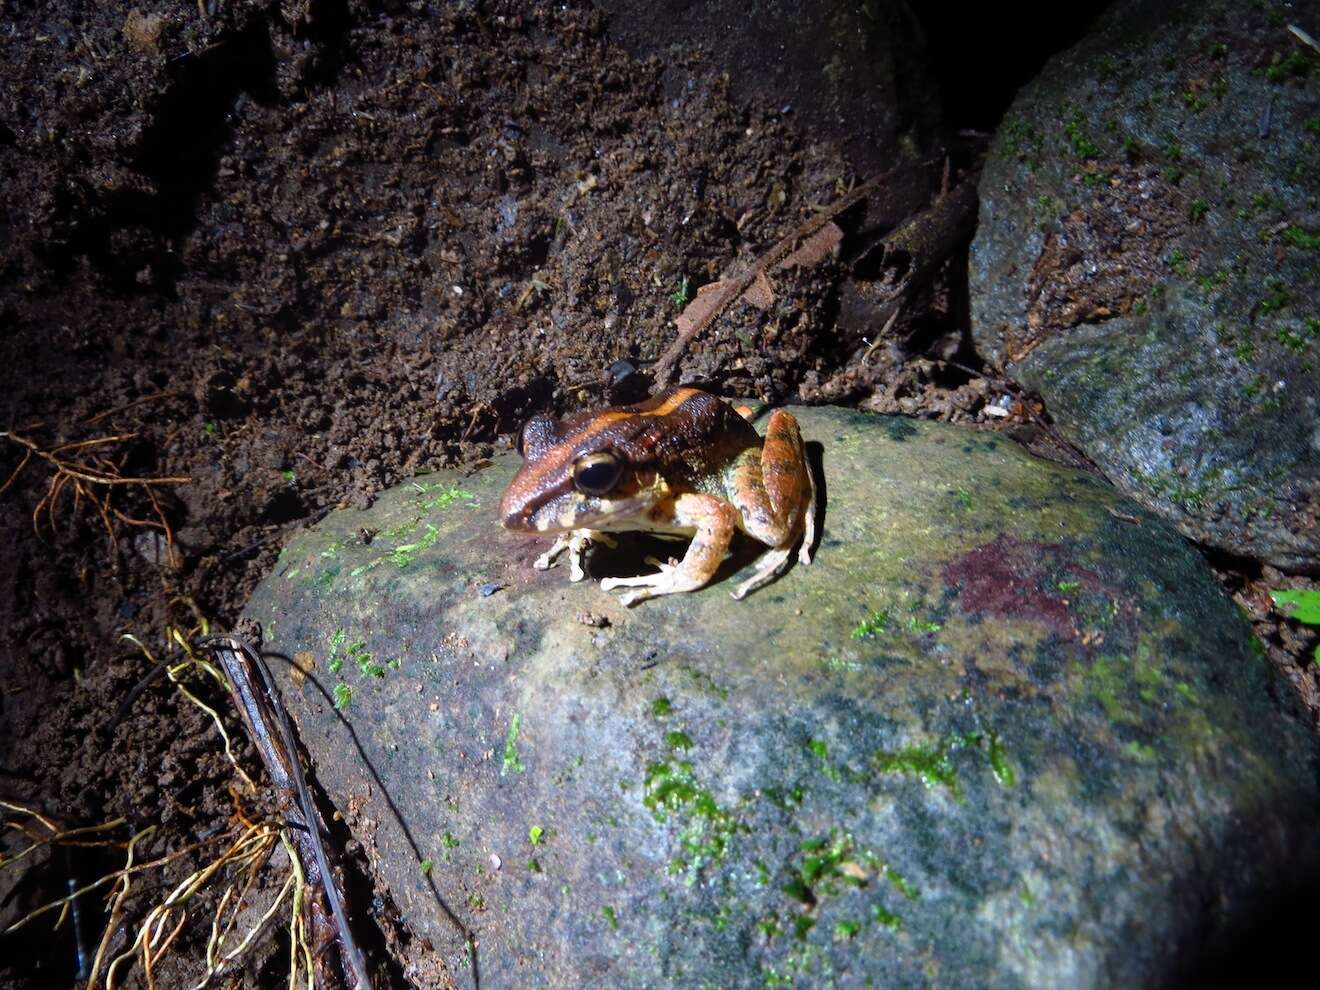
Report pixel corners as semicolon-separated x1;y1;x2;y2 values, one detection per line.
970;0;1320;572
246;406;1319;988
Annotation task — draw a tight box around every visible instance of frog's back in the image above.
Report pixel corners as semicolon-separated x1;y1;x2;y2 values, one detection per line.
524;387;760;494
621;388;761;486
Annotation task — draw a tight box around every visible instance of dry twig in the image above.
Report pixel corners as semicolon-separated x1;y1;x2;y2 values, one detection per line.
80;391;181;428
203;634;374;990
854;175;980;320
859;175;981;363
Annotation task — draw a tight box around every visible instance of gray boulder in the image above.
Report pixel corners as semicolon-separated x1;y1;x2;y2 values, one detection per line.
247;406;1319;988
970;0;1320;571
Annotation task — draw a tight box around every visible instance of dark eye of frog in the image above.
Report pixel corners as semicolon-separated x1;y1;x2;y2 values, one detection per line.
572;452;624;495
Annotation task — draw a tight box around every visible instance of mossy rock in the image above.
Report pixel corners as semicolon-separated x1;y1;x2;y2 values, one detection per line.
246;406;1319;988
970;0;1320;571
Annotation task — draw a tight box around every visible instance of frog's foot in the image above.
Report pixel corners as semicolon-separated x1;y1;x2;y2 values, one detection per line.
731;546;793;600
534;530;617;582
600;556;690;607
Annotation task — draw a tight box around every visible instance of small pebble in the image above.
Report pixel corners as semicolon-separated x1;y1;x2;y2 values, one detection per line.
479;582;504;598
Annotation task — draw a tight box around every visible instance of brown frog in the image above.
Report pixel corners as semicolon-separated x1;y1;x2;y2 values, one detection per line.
499;387;816;605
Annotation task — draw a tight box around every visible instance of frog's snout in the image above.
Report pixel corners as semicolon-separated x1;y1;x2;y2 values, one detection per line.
498;494;533;531
499;483;553;532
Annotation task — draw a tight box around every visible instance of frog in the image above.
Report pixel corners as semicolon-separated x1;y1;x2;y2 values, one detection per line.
499;387;816;606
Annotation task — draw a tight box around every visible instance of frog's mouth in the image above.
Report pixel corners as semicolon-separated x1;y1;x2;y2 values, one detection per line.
499;489;648;533
502;472;673;533
567;472;675;531
567;493;665;531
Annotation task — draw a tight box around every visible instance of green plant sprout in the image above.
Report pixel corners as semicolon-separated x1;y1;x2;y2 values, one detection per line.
670;276;691;308
1270;589;1320;664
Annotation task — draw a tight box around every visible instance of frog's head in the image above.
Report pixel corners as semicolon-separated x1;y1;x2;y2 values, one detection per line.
499;406;671;535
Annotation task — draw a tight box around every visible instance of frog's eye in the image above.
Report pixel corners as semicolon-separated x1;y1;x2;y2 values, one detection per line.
572;452;623;495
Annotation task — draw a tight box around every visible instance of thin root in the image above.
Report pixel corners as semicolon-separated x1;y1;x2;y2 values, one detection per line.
0;429;189;556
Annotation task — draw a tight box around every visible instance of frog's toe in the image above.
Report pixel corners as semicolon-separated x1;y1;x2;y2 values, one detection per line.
601;565;685;605
616;587;655;607
534;532;574;570
732;546;793;599
600;573;656;591
599;574;659;606
600;557;677;594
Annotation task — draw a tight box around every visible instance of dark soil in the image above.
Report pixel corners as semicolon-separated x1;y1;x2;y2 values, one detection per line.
0;1;1314;987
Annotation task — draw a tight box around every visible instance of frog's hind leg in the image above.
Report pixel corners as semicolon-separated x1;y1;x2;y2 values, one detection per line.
798;448;817;566
729;409;814;596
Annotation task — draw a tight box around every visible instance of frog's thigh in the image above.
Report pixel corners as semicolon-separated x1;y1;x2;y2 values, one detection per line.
670;493;740;584
799;455;817;565
732;410;811;548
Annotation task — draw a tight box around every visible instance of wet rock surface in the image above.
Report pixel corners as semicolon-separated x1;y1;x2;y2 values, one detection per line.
969;0;1320;571
247;405;1320;988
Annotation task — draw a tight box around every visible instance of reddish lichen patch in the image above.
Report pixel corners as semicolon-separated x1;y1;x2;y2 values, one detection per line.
1011;164;1184;361
943;534;1117;640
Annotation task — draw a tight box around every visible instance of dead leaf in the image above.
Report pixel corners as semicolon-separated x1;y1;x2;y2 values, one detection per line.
123;9;166;54
777;221;843;271
672;222;843;330
674;281;733;335
741;272;776;309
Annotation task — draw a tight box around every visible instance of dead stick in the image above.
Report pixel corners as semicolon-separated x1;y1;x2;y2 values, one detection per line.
203;636;372;990
857;175;981;359
81;391;180;427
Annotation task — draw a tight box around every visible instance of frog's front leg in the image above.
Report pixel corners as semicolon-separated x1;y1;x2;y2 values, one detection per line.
534;529;617;582
599;494;738;606
728;409;817;599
